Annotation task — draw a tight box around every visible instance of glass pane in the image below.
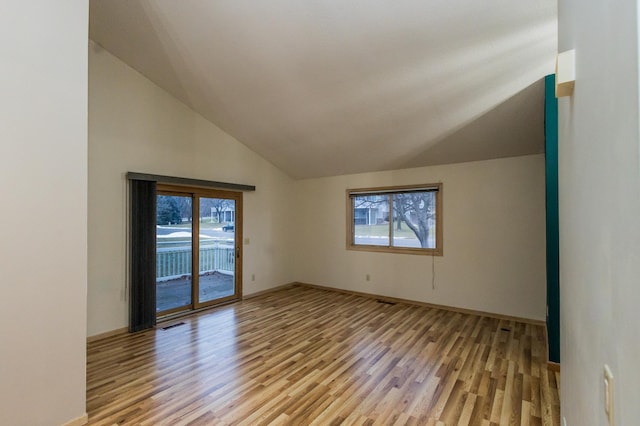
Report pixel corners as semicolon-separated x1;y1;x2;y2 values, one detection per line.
352;195;389;246
392;191;436;248
198;197;235;303
156;195;193;312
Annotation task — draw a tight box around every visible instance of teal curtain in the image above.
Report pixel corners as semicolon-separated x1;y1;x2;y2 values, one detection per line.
545;74;560;363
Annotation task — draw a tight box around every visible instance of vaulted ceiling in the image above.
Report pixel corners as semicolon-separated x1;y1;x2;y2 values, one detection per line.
89;1;557;179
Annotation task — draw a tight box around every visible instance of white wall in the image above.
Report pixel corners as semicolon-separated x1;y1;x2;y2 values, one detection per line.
0;2;88;425
90;35;548;344
88;43;295;336
292;155;547;321
558;0;640;425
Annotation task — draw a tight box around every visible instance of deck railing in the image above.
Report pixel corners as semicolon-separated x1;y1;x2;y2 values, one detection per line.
157;245;234;280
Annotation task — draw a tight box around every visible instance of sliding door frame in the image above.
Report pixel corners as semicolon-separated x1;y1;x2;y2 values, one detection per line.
157;184;243;317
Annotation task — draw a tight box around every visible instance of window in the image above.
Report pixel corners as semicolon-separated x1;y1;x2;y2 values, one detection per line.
347;183;442;255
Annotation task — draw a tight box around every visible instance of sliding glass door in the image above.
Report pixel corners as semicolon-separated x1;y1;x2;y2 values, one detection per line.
156;187;242;317
156;194;193;313
198;197;236;304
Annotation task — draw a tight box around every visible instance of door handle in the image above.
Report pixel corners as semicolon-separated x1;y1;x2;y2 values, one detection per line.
236;246;240;259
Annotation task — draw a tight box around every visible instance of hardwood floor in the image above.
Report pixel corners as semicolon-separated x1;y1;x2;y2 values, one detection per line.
87;286;560;425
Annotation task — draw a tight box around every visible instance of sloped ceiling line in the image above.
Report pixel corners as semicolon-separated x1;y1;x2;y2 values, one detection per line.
89;0;557;179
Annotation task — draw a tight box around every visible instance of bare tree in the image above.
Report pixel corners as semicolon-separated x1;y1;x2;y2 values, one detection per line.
393;192;435;248
353;195;387;224
201;198;234;223
176;197;192;222
352;192;435;247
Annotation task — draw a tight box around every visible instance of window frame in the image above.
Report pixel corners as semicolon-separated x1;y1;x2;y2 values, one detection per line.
346;183;443;256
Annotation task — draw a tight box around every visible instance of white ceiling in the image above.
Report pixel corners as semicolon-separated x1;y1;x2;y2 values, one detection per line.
89;1;557;179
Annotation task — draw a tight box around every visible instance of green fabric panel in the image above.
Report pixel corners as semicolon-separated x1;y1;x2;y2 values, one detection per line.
545;74;560;363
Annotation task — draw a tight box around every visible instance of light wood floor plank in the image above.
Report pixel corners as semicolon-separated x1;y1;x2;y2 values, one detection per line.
87;286;559;425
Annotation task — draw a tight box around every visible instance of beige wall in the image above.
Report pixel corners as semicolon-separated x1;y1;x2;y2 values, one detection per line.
292;155;547;321
0;2;88;425
558;0;640;424
89;41;547;337
88;43;295;336
89;44;548;336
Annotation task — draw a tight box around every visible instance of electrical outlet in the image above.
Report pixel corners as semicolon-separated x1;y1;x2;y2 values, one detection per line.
251;274;255;282
365;274;370;281
604;364;614;426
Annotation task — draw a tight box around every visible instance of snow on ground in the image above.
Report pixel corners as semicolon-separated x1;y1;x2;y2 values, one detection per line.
157;232;216;239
